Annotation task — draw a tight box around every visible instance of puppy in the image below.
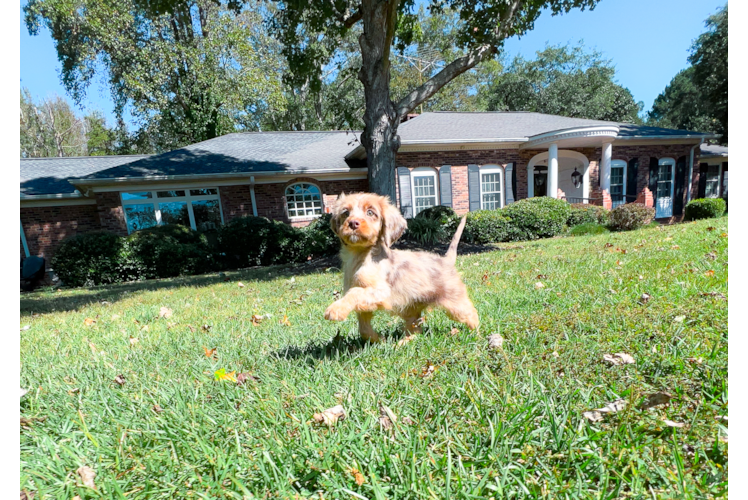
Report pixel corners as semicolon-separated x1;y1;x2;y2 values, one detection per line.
324;192;479;342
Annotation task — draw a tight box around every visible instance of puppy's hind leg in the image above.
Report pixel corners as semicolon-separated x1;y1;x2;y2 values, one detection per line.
400;306;424;335
357;312;382;343
439;289;480;331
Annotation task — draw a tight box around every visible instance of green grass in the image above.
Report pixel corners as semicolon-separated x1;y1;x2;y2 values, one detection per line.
20;218;728;499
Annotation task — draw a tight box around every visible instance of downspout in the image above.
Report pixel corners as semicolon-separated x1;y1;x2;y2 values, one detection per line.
687;140;703;204
249;176;258;217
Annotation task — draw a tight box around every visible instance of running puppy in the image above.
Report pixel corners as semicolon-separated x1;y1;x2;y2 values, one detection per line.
324;192;479;342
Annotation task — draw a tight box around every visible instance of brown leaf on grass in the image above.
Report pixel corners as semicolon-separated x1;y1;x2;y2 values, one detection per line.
280;315;292;326
84;318;96;326
534;282;545;290
238;282;245;288
349;467;366;486
686;357;704;365
114;374;126;386
536;274;548;280
604;243;613;248
20;490;36;500
640;392;672;410
616;248;627;254
699;291;726;300
639;293;651;304
187;325;196;332
129;337;139;346
20;416;47;427
449;327;459;336
152;404;164;414
158;307;173;319
236;372;260;385
603;353;635;366
401;416;417;426
705;270;715;277
203;347;217;359
251;314;264;326
201;324;211;332
420;361;437;378
77;466;96;489
671;245;680;250
379;404;397;431
312;405;346;426
706;226;715;231
663;419;686;428
720;232;727;238
583;399;627;422
487;334;504;350
397;335;416;347
706;252;717;261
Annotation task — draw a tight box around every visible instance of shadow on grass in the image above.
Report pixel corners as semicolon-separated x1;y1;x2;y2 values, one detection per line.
270;327;408;362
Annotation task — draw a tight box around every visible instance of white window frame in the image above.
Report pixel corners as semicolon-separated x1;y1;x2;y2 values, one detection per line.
120;187;224;234
479;165;505;210
704;163;723;198
610;159;627;208
410;167;440;215
657;157;676;199
284;182;324;220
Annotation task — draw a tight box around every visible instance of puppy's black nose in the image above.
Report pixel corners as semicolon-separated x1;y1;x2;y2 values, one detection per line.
348;219;360;230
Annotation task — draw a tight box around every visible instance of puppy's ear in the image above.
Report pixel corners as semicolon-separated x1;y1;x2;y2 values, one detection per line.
379;196;407;247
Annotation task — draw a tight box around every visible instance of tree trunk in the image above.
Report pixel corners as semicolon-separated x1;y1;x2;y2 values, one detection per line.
358;0;400;201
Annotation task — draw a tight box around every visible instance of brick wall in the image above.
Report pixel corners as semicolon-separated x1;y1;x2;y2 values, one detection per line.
220;185;255;223
95;192;128;236
21;204;101;262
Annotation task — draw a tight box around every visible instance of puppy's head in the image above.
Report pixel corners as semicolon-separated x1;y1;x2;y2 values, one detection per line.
330;192;407;249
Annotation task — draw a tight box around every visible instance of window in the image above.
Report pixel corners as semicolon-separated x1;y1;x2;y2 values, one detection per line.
285;183;323;218
610;160;627;208
705;164;722;198
120;188;223;234
480;165;504;210
656;158;675;198
411;168;439;215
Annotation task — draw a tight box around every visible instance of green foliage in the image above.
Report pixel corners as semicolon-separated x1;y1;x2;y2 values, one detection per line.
567;203;609;227
302;214;339;256
608;203;655;231
462;210;512;244
647;67;717;134
51;232;124;287
218;216;310;267
502;197;572;241
684;198;726;221
569;222;610;236
122;225;214;280
415;205;456;224
406;217;448;245
484;43;642;123
20;88;86;158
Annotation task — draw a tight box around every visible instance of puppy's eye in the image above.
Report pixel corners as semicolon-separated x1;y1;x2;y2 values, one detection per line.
367;209;376;217
341;209;349;216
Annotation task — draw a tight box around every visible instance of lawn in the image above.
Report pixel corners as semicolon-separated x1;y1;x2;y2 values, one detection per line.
20;217;728;499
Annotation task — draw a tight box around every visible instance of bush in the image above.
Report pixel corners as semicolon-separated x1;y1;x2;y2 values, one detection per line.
608;203;655;231
218;216;309;267
51;232;124;287
462;210;513;244
302;214;339;256
567;203;609;227
416;205;456;224
683;198;726;221
569;223;610;236
502;197;571;241
122;224;214;280
406;217;447;245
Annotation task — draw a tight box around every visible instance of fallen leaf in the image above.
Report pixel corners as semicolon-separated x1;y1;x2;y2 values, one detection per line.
640;392;672;410
280;315;292;326
536;274;548;280
129;337;139;346
21;325;30;331
603;353;635;366
686;357;703;365
20;388;28;398
604;243;613;248
152;404;164;414
140;325;149;332
419;361;437;378
705;270;715;277
84;318;96;327
238;282;245;288
663;419;685;428
349;468;366;486
673;315;686;323
379;403;397;431
584;399;627;422
313;405;346;426
203;346;217;359
552;351;559;358
699;291;726;300
20;490;35;500
397;335;416;347
706;252;717;261
449;327;459;336
202;324;211;332
251;314;263;326
720;232;727;238
401;416;417;426
583;410;604;422
236;372;260;385
187;325;196;332
77;466;96;489
639;293;651;304
706;226;715;231
487;334;504;350
114;374;126;386
534;282;545;290
158;307;173;319
214;368;237;382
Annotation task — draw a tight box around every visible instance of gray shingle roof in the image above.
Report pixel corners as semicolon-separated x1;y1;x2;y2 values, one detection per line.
397;112;714;142
21;155;151;196
700;143;728;158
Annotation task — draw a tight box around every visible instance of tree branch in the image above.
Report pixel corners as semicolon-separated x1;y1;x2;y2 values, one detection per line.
340;8;362;28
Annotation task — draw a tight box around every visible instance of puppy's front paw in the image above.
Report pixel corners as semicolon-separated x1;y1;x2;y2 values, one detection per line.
324;300;350;321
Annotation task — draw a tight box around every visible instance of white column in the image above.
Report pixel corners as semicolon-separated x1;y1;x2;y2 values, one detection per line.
582;161;590;203
548;142;559;198
600;141;612;192
527;163;534;198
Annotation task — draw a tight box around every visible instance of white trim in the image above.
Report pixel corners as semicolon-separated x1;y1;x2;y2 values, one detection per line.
479;165;505;209
610;159;627;208
410;167;440;215
655;158;676;218
20;220;30;258
704;163;723;198
527;150;590;200
120;187;224;233
522;126;620;149
285;181;324;220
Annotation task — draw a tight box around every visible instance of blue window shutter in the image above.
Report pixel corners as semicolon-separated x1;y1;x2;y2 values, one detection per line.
397;167;413;218
648;157;659;201
439;165;452;208
505;163;515;204
468;164;481;212
674;156;687;215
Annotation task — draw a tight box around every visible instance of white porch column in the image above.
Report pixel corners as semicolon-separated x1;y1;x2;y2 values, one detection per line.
600;141;612;192
548;142;559;198
527;163;534;198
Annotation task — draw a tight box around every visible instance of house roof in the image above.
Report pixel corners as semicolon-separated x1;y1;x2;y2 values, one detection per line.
395;112;715;143
21;155;151;196
700;143;728;159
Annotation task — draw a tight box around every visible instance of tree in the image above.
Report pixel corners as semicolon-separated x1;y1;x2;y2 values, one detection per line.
84;111;117;156
482;43;642;123
647;67;716;134
24;0;286;152
269;0;600;198
20;88;87;157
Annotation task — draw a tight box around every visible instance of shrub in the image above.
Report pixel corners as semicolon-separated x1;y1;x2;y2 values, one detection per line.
218;216;309;267
51;232;124;287
502;197;571;241
567;203;609;227
569;223;610;236
416;205;456;224
406;217;447;245
122;224;213;280
302;214;339;256
608;203;655;231
462;210;512;244
683;198;726;221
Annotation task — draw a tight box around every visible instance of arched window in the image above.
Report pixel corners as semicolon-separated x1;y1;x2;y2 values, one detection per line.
610;159;627;208
410;167;439;215
285;182;323;218
480;165;505;210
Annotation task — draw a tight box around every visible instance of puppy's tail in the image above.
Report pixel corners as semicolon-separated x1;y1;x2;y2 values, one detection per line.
445;215;467;266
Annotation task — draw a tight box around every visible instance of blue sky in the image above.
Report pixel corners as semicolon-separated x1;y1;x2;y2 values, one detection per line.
19;0;725;129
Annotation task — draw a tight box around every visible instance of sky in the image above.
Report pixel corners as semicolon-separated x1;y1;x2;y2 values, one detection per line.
19;0;725;129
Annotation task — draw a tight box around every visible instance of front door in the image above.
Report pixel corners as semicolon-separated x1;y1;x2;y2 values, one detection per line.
534;167;548;197
655;162;674;218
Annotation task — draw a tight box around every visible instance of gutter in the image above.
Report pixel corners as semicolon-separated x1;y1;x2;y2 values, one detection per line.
20;192;84;200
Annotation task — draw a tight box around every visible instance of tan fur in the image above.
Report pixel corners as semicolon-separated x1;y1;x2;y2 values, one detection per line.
324;192;479;342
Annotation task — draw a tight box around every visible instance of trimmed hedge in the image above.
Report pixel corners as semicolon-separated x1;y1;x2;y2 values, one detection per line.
608;203;655;231
502;197;571;241
462;210;513;244
567;203;609;227
218;216;309;267
122;225;213;280
406;217;447;245
51;232;125;287
416;206;456;224
683;198;726;221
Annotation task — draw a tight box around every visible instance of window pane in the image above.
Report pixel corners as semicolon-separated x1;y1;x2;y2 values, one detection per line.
122;191;152;201
192;200;221;231
611;167;624;186
124;204;157;232
285;183;322;218
482;193;501;210
157;190;186;198
159;201;190;226
190;188;218;196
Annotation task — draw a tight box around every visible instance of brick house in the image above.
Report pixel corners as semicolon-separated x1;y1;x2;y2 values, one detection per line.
20;112;725;267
